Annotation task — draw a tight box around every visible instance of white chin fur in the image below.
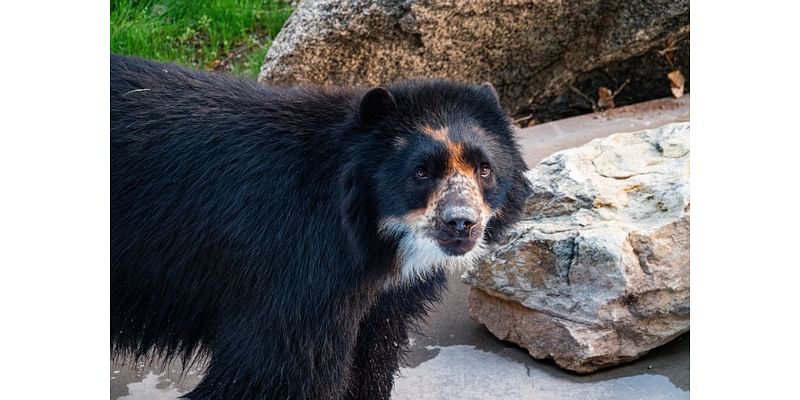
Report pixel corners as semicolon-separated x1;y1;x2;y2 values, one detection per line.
379;219;488;289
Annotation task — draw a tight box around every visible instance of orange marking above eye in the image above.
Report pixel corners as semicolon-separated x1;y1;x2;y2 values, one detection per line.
419;125;475;177
448;142;474;177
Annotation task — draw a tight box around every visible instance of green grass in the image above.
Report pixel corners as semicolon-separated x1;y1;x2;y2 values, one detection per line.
111;0;293;79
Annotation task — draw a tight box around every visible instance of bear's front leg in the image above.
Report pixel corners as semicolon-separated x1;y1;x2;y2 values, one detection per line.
186;305;363;400
345;270;448;400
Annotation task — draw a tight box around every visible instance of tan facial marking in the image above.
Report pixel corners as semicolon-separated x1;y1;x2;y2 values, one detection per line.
420;126;450;143
411;124;495;232
436;173;482;220
379;138;498;287
379;124;502;287
420;125;474;177
448;142;474;177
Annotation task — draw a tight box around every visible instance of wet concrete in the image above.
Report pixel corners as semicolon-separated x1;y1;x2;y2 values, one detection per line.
399;272;690;393
111;96;690;399
392;343;688;400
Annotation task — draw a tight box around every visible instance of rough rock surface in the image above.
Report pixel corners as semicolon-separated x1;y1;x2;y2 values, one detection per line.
463;122;690;373
258;0;689;116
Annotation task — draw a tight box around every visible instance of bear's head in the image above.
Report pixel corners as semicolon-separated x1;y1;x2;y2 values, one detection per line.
346;80;532;284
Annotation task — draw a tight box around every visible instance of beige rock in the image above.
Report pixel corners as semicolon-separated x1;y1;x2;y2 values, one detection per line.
463;122;690;373
258;0;689;116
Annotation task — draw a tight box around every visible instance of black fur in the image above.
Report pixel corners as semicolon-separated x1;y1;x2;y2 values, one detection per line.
111;54;530;399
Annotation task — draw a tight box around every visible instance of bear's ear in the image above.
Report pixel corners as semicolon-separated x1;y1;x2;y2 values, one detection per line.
359;87;397;127
479;82;501;106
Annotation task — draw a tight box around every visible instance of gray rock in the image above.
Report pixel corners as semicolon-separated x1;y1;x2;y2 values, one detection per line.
463;122;690;373
258;0;689;116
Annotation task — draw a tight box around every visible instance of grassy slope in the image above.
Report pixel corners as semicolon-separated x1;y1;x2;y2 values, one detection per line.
111;0;292;78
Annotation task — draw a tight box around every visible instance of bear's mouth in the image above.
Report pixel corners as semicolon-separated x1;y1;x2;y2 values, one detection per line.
436;222;481;256
437;236;477;256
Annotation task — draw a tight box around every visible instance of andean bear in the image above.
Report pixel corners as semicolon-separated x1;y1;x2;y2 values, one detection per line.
111;54;531;399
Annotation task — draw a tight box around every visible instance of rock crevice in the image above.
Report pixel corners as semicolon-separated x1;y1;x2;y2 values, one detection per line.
259;0;689;117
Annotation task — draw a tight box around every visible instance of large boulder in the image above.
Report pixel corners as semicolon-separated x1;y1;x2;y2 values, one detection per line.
258;0;689;117
463;122;690;373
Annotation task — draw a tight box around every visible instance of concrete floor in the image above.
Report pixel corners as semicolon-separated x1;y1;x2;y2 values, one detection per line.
393;276;689;400
111;95;690;399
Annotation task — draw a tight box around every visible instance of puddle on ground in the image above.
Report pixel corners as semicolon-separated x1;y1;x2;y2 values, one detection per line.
113;345;688;400
117;372;185;400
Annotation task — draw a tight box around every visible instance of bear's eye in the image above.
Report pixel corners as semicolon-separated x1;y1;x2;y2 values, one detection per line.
479;163;491;178
415;166;429;179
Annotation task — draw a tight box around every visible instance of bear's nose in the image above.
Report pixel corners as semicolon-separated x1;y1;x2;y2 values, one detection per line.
446;218;475;232
442;207;477;233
